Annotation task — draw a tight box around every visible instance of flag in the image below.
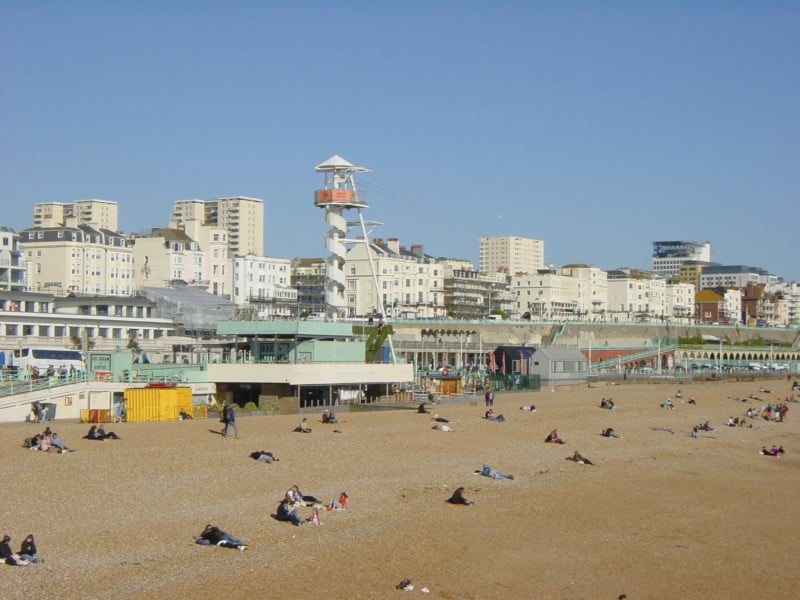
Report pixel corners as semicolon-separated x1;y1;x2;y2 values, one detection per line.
501;351;506;375
519;350;525;375
488;351;496;374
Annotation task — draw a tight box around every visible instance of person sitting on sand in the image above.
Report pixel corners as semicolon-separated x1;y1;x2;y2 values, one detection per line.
84;425;104;441
194;524;247;550
432;414;451;423
568;451;594;465
476;464;514;480
601;428;620;438
276;498;304;526
687;398;697;405
484;409;506;422
286;485;323;508
417;403;430;414
178;408;193;420
294;417;312;433
37;433;59;453
661;400;675;409
519;405;536;412
18;534;43;564
23;433;42;449
49;432;73;452
326;492;349;511
545;429;565;444
97;425;121;440
306;507;322;526
321;410;339;424
675;390;684;398
446;487;474;505
250;450;278;463
0;534;29;566
600;398;616;410
432;423;453;432
699;421;714;432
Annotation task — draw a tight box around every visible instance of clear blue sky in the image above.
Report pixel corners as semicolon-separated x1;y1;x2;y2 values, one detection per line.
2;1;798;280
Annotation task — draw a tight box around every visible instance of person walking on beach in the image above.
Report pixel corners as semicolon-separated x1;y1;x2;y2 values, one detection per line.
222;403;238;439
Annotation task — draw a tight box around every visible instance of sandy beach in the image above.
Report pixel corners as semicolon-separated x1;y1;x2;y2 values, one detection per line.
2;379;798;599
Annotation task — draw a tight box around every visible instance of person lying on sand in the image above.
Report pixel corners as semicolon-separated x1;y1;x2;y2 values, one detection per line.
567;451;594;465
250;450;278;463
475;464;514;480
194;524;247;551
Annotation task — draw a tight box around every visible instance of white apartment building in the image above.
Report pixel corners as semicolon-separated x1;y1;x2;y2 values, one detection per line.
20;222;134;296
229;255;296;317
652;240;712;278
767;281;800;326
344;238;444;319
172;218;229;298
557;265;608;319
606;269;667;322
665;281;696;322
33;199;119;231
722;288;743;325
512;270;574;320
0;226;26;291
170;197;264;257
129;228;204;290
479;236;544;275
510;266;608;321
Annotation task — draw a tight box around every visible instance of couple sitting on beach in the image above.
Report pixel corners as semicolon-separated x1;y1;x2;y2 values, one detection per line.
599;398;616;410
84;424;121;440
321;409;339;424
545;429;565;444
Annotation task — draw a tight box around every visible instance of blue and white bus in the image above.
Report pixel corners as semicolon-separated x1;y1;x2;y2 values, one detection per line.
12;347;86;375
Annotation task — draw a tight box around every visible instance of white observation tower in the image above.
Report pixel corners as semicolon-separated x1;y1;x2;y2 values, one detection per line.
313;155;395;362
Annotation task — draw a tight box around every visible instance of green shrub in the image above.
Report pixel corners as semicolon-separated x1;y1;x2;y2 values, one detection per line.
243;401;258;412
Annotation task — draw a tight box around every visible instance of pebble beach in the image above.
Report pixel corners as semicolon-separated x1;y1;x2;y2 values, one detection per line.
2;379;798;599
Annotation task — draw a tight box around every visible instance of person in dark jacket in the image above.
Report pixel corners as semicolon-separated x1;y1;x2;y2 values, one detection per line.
194;524;246;551
84;425;103;441
1;534;29;566
275;499;304;526
222;404;238;439
250;450;278;463
446;487;474;505
19;534;43;563
97;425;121;440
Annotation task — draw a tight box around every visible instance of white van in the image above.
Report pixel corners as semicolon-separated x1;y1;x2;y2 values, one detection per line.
485;314;503;321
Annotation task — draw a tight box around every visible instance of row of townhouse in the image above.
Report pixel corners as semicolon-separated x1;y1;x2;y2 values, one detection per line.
4;200;799;325
13;221;800;326
18;222;295;317
343;241;696;323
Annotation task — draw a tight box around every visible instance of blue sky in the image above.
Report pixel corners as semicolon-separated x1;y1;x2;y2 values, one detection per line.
2;1;798;280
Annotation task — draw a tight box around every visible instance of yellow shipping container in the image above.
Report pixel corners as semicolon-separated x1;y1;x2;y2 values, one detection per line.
124;386;194;422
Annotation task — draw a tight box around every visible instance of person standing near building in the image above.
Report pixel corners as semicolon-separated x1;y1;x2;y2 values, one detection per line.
223;403;238;439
